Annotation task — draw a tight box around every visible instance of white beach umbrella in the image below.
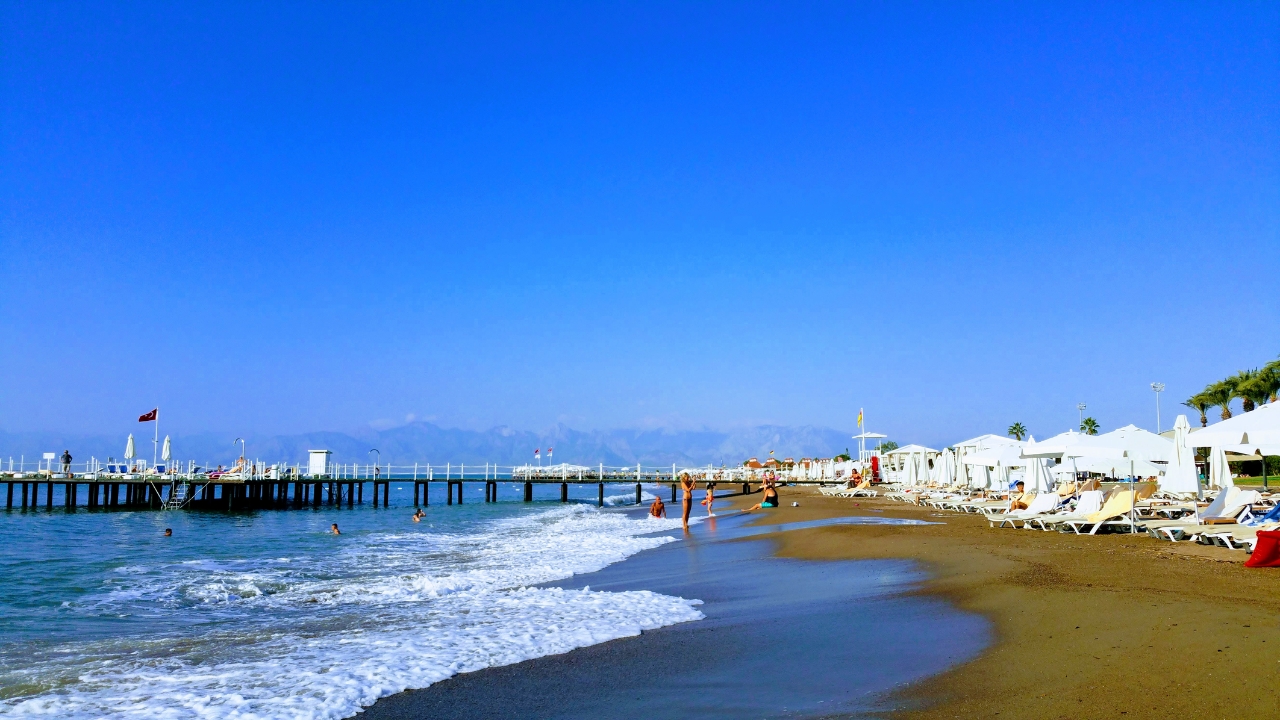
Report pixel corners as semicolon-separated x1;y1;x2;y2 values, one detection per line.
1024;456;1054;493
124;434;136;460
935;449;956;486
161;435;172;463
1209;446;1234;490
1020;430;1082;458
1161;415;1200;497
955;446;970;487
1186;402;1280;448
1061;425;1173;464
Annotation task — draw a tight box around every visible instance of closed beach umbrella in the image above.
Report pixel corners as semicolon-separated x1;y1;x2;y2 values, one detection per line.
955;447;970;488
1024;456;1054;493
124;434;136;460
1161;415;1200;497
936;449;956;486
161;435;172;462
1209;446;1234;490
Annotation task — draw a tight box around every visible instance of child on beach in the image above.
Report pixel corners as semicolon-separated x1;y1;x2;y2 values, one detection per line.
701;483;716;516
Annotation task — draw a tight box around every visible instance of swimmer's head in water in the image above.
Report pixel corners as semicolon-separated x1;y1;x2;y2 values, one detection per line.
164;528;172;536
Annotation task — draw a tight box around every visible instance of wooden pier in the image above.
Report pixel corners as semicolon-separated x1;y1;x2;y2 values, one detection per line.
1;476;763;512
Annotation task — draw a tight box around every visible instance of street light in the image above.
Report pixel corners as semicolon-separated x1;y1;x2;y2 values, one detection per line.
1151;383;1165;433
1076;403;1087;431
369;448;381;479
233;438;246;476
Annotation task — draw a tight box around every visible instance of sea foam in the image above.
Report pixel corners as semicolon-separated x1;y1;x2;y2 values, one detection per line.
0;505;701;719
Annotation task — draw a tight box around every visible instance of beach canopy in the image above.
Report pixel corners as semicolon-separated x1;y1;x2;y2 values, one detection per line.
952;434;1021;452
1209;446;1234;490
1061;424;1173;464
1161;415;1200;496
1186;402;1280;448
1053;456;1164;478
884;444;938;455
124;434;136;460
963;442;1026;468
1020;430;1082;458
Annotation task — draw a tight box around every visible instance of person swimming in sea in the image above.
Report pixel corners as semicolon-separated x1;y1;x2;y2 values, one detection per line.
412;508;426;522
744;482;780;512
330;523;341;535
163;528;172;537
649;495;666;518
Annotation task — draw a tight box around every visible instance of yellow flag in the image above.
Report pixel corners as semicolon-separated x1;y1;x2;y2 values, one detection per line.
857;409;863;427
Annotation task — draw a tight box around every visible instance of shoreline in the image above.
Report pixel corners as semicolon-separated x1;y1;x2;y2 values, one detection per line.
761;487;1280;718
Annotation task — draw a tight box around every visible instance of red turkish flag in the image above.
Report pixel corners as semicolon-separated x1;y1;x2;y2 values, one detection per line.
138;409;157;422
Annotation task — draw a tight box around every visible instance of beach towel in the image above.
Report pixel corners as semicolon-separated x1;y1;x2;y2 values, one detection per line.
1244;530;1280;568
1246;504;1280;527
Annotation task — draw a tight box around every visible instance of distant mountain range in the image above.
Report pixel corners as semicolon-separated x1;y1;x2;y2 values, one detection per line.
0;422;859;469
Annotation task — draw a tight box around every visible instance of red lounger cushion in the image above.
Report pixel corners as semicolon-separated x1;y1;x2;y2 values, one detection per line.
1245;530;1280;568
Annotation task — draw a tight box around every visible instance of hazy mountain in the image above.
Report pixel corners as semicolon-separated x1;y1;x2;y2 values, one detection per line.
0;422;858;469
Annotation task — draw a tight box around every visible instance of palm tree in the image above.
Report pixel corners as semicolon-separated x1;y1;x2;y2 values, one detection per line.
1238;368;1274;411
1183;392;1212;427
1265;358;1280;403
1203;379;1238;420
1231;369;1260;411
1247;364;1280;405
1007;422;1027;441
1080;417;1100;435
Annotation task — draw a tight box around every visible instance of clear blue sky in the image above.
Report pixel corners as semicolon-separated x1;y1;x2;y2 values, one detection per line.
2;1;1277;446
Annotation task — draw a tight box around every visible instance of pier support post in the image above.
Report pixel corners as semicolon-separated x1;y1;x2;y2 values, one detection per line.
22;482;29;509
598;482;604;507
422;481;428;506
742;482;750;494
357;481;363;504
47;481;54;509
6;482;12;509
523;482;532;502
447;481;453;505
635;482;642;505
560;482;568;503
671;483;677;503
414;482;420;506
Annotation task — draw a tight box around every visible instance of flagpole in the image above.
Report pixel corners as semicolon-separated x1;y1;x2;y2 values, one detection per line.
153;407;159;470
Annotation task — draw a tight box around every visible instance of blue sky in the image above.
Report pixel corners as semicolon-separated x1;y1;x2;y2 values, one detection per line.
2;1;1277;447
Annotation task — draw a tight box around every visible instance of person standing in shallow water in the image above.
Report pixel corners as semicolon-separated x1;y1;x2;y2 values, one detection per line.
649;495;666;518
680;473;695;528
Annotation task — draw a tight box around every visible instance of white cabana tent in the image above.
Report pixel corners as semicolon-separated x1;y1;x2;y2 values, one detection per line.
1185;402;1280;449
953;433;1022;454
1021;430;1083;458
963;443;1026;468
1162;415;1200;497
885;444;936;486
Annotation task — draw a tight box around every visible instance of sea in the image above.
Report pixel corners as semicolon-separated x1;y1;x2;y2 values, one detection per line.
0;482;987;719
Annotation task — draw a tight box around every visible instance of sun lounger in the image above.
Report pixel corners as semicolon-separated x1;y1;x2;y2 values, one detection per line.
1028;491;1106;531
990;493;1062;528
1144;489;1261;542
1060;491;1139;535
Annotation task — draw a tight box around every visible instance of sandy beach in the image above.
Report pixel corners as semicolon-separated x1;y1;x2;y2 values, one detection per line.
360;486;1280;719
763;487;1280;719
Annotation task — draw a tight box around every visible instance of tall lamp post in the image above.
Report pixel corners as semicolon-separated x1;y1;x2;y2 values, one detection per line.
1076;403;1087;432
1150;383;1165;433
233;438;246;476
369;448;380;479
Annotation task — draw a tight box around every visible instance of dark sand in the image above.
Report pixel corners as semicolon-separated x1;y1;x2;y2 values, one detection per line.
358;507;986;719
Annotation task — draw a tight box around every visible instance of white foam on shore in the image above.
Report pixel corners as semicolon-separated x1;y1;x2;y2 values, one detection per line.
0;506;701;719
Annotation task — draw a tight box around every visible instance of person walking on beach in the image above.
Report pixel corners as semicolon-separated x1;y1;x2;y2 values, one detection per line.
702;480;716;517
60;450;72;475
680;473;695;528
649;495;667;518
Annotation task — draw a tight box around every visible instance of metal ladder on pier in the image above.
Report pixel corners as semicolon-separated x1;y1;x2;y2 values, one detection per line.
164;482;189;510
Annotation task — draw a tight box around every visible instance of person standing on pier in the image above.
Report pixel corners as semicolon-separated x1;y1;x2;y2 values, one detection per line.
60;450;72;476
680;473;695;528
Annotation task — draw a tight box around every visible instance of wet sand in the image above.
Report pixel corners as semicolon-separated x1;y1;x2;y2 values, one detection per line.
764;488;1280;719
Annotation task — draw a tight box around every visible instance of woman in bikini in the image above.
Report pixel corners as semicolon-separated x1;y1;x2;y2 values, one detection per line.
745;481;780;512
680;473;696;527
